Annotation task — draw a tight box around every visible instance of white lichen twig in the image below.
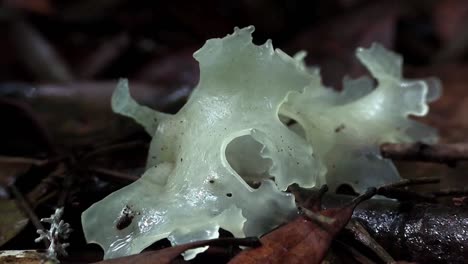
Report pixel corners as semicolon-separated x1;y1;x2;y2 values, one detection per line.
35;208;72;263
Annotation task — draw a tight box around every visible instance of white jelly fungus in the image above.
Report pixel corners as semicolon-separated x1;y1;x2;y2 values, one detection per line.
81;26;440;260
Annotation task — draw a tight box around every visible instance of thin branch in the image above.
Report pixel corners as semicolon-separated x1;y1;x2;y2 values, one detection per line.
9;19;74;82
7;184;48;248
382;176;440;188
87;166;140;183
346;220;395;263
78;33;130;79
0;155;65;167
377;187;437;203
381;142;468;165
57;172;74;208
376;177;439;203
81;140;148;161
334;240;377;264
433;187;468;197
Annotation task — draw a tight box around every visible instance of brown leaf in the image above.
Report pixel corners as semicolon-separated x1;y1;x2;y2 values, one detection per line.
0;199;29;247
93;237;260;264
229;188;376;264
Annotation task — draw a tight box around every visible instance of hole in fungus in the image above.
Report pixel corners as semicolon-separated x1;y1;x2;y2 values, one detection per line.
335;184;359;196
225;134;274;189
278;114;306;139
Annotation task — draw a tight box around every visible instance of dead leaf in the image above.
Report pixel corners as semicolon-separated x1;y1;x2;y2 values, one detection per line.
93;237;260;264
228;188;376;264
0;199;29;247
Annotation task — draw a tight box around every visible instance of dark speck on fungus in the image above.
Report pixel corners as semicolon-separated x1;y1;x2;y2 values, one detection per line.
116;205;135;230
335;124;346;133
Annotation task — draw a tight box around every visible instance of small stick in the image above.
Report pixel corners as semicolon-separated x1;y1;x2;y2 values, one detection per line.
82;140;148;161
377;187;437;203
78;33;130;79
346;220;395;263
334;240;376;264
87;167;140;183
375;177;439;202
57;172;74;208
382;177;440;188
433;187;468;197
0;155;65;167
10;19;74;82
381;142;468;165
7;184;48;247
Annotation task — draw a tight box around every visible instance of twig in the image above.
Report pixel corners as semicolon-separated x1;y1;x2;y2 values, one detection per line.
81;140;148;161
7;184;48;248
334;240;377;264
381;142;468;165
376;177;439;203
78;33;130;79
87;166;140;183
0;155;65;167
9;19;74;82
34;190;59;206
346;220;395;263
382;177;440;188
57;172;74;208
433;187;468;197
347;188;377;208
377;187;437;203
